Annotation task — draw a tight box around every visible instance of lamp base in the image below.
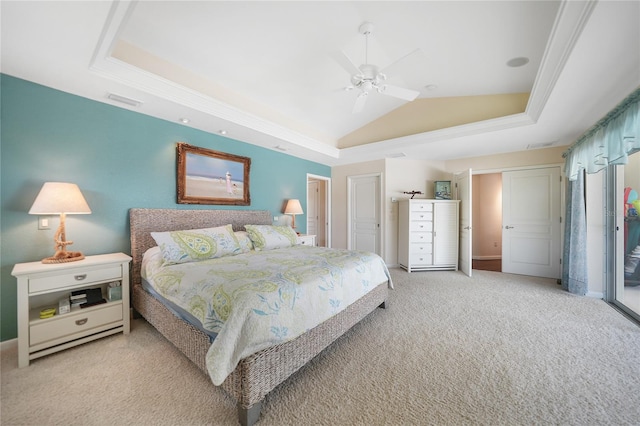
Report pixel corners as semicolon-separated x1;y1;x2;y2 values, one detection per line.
42;251;85;264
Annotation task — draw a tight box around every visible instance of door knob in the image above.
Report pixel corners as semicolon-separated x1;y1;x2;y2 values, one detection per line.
505;225;514;229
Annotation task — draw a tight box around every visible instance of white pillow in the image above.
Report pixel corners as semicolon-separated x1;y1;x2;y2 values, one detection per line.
244;225;298;251
151;224;241;264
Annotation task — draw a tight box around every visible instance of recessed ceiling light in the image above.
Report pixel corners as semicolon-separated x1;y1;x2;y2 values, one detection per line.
424;84;438;91
388;152;406;158
219;130;227;135
507;57;530;68
179;118;190;124
274;145;287;151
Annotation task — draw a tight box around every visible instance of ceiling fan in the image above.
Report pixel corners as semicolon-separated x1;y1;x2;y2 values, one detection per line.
335;22;421;113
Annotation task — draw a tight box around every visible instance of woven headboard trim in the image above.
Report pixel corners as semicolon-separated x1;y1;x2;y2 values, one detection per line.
129;208;272;286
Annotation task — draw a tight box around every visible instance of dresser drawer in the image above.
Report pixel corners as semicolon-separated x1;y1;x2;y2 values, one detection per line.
410;232;432;243
410;202;433;212
29;266;122;294
410;221;432;232
30;303;123;346
409;253;433;266
410;243;432;255
410;211;433;221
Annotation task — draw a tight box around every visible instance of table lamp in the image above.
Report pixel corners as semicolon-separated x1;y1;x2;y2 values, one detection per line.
29;182;92;263
284;199;303;230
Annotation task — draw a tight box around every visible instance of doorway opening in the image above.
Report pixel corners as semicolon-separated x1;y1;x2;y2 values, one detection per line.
472;173;503;272
307;174;331;248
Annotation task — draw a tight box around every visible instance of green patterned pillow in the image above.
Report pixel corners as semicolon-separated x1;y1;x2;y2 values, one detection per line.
151;224;241;264
244;225;298;251
234;231;254;253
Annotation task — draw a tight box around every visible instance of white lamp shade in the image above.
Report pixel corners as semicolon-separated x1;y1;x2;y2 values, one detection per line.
284;199;303;215
29;182;92;215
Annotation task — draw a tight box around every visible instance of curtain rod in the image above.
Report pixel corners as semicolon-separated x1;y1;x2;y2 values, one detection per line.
562;87;640;158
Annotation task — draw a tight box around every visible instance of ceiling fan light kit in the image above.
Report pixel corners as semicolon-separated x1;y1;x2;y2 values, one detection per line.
338;21;421;113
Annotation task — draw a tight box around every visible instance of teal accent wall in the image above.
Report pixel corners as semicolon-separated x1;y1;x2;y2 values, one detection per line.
0;74;330;341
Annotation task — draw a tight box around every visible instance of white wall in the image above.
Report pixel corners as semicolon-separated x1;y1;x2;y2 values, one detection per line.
385;158;450;265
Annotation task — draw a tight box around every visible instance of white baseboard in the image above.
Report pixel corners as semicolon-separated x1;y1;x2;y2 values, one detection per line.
587;291;604;299
0;338;17;352
472;256;502;260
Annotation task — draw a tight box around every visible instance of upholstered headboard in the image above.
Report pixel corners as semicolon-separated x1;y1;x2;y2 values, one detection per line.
129;208;272;287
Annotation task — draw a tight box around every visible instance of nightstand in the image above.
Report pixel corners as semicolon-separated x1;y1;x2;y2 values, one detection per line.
11;252;132;367
297;234;316;246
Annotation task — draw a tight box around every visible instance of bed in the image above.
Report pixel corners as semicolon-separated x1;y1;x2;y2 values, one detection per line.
129;208;391;425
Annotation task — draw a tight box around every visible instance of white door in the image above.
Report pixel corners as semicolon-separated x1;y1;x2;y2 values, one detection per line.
307;180;319;241
502;167;561;278
348;174;381;255
455;169;473;277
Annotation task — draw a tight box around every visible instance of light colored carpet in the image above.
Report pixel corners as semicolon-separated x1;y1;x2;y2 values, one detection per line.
2;269;639;426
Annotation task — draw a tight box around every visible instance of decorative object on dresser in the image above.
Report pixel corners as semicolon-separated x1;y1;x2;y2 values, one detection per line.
11;252;132;368
284;198;303;230
129;208;391;426
434;181;452;200
28;182;92;263
398;199;460;272
176;142;251;206
402;190;423;199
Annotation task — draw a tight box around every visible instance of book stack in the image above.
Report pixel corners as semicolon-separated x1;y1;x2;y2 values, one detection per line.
70;288;106;309
70;289;87;309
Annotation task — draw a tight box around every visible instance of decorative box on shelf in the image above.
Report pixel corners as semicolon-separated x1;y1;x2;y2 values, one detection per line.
11;252;132;368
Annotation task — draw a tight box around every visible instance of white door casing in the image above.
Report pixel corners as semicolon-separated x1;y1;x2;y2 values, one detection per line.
307;174;331;247
502;167;561;279
347;174;381;255
455;169;473;277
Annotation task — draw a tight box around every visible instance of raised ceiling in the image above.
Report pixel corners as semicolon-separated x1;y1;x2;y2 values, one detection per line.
1;1;639;166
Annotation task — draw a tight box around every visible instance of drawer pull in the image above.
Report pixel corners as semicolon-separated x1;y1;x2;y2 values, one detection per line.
74;274;87;281
75;318;88;326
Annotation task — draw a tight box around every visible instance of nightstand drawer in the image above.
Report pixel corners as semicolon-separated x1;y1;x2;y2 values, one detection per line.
29;266;122;294
30;303;123;346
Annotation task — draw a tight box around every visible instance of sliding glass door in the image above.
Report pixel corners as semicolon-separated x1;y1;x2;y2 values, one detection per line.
607;153;640;321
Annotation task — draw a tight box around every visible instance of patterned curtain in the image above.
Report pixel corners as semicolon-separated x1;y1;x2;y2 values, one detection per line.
562;170;587;295
564;88;640;181
562;87;639;294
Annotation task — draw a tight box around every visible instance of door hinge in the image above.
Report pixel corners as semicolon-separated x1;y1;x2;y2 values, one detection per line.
560;216;562;223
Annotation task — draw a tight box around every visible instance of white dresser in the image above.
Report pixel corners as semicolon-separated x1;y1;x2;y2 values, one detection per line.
398;199;460;272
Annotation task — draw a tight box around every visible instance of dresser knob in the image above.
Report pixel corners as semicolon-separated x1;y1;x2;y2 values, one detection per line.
74;274;87;281
75;318;88;326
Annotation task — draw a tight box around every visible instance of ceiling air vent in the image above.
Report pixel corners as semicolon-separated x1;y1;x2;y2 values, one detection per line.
107;93;142;107
526;141;556;150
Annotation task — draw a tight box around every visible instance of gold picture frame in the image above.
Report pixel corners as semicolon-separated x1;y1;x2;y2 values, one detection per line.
177;142;251;205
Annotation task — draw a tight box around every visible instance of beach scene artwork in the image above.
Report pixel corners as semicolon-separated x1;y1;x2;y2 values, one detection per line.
185;152;245;199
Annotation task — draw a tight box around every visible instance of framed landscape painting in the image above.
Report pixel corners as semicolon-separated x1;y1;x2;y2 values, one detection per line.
177;142;251;205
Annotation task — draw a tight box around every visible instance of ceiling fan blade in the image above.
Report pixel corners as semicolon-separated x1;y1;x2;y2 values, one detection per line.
353;92;368;113
331;50;362;76
379;48;423;76
379;84;420;101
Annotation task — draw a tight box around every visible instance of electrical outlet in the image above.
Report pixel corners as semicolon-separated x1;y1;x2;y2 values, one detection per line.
273;216;279;222
38;216;50;230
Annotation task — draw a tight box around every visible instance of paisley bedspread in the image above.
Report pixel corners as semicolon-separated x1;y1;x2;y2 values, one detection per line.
141;245;392;385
